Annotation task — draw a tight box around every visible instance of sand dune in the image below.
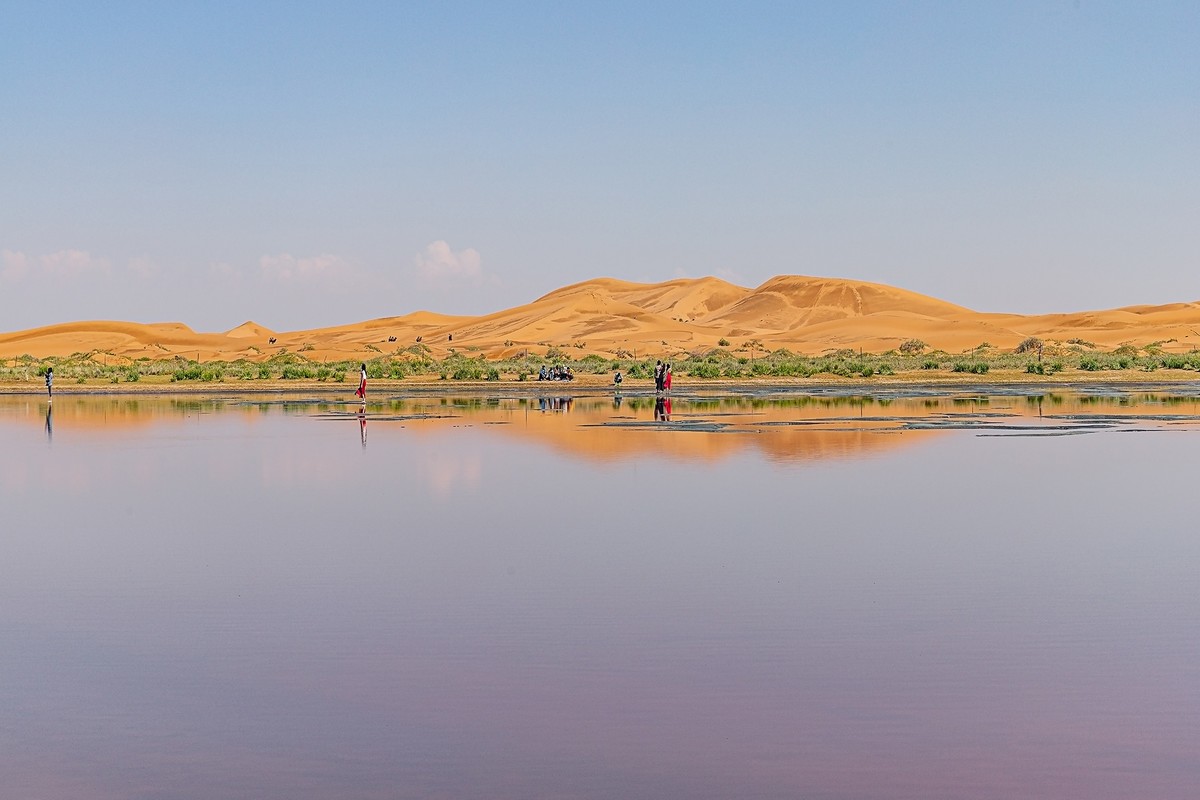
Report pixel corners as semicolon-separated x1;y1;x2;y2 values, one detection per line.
4;274;1200;362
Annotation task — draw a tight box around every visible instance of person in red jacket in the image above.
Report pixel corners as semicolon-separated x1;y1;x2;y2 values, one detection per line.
355;363;367;402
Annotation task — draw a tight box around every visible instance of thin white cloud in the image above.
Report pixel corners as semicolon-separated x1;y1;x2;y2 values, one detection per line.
209;261;240;281
39;249;111;278
2;249;114;282
259;253;352;282
127;256;160;278
672;265;745;285
1;250;29;282
414;240;493;286
714;267;745;285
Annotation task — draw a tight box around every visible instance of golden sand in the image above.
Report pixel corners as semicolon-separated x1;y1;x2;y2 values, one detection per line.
3;274;1199;362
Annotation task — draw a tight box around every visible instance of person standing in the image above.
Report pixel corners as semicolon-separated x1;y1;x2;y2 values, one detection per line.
654;360;663;392
45;366;53;402
664;363;672;393
355;363;367;402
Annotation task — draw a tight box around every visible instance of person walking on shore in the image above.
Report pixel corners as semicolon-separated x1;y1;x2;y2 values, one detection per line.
654;360;663;393
664;363;672;393
45;366;53;402
355;363;367;403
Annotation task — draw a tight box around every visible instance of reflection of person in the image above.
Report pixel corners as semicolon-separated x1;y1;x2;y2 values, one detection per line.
358;408;368;449
45;366;53;401
664;397;672;420
355;363;367;402
45;404;53;443
654;396;666;421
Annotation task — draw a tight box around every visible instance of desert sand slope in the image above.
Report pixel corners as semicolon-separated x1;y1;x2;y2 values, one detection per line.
225;321;275;339
698;276;972;332
5;275;1200;361
0;320;259;360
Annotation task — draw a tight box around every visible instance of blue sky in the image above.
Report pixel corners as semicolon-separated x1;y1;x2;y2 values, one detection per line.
2;1;1197;331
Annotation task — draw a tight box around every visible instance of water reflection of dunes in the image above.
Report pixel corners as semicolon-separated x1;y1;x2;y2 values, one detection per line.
6;392;1200;465
523;417;929;464
0;396;245;432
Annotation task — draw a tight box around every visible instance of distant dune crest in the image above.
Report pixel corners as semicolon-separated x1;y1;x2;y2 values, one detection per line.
3;274;1200;361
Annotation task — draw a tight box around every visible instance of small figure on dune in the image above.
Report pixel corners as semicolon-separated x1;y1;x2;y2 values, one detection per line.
45;366;53;402
355;362;367;403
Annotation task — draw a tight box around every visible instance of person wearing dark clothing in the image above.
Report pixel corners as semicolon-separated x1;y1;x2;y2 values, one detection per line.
45;366;53;401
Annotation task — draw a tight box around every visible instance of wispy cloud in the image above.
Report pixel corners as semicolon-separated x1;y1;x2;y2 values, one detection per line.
1;250;29;282
671;265;746;285
2;249;113;281
414;240;493;286
259;253;352;282
714;267;745;285
39;249;111;278
127;256;160;278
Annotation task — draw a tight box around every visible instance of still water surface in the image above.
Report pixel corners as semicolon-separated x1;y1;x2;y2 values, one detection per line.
2;389;1198;799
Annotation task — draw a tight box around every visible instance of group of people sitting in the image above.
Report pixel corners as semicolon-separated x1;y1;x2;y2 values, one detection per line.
538;364;575;381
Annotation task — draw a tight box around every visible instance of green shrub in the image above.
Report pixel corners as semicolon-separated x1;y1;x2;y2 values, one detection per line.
1015;337;1043;354
952;361;989;374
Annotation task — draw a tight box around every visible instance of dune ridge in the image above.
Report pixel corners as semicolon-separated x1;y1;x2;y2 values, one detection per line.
4;274;1200;362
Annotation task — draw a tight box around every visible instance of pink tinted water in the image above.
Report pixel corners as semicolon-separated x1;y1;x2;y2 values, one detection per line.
0;393;1197;799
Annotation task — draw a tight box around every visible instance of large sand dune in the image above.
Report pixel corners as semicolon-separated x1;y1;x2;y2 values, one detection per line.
4;274;1200;362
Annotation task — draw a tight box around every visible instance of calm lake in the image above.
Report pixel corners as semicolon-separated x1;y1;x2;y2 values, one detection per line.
2;387;1198;799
